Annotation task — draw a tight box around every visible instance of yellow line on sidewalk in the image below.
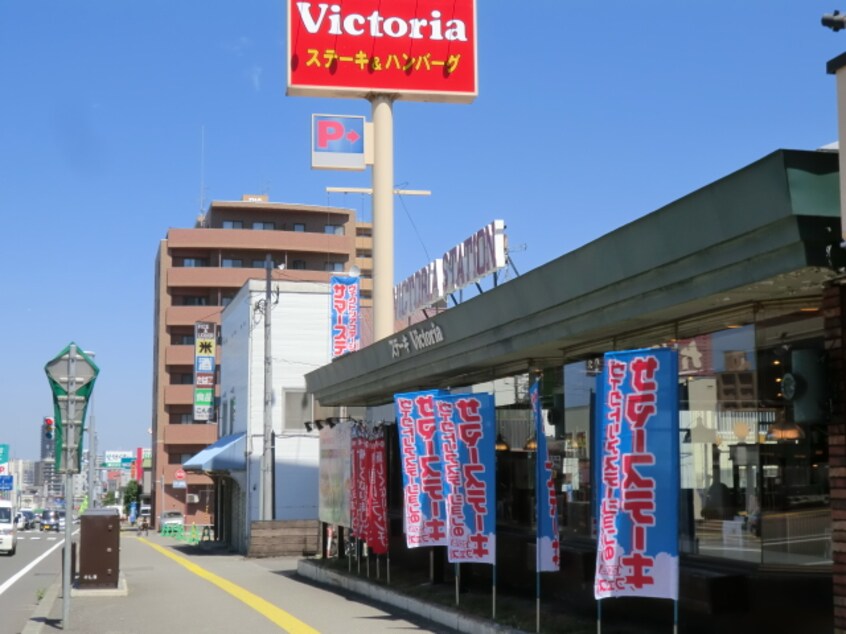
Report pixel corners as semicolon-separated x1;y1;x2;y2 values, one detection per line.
140;538;320;634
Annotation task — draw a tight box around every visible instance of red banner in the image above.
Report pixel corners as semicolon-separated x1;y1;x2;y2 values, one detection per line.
366;429;388;554
350;424;388;554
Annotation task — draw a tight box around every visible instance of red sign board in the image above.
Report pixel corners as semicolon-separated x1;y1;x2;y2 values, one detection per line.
174;468;186;481
287;0;478;103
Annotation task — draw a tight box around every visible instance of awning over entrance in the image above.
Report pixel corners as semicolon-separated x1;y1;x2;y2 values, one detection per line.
306;149;842;406
183;432;246;474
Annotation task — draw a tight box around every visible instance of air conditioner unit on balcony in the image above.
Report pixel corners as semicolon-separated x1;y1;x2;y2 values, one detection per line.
186;494;200;504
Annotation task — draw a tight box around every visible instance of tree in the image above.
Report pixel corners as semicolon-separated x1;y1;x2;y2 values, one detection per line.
123;480;141;515
103;491;116;506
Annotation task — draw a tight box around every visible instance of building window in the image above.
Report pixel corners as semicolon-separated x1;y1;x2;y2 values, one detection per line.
178;413;193;424
175;334;194;345
222;220;244;229
253;221;275;230
181;296;208;306
293;223;305;232
291;259;307;270
222;259;242;268
221;295;235;307
181;258;209;267
173;373;194;385
325;262;344;272
324;224;344;235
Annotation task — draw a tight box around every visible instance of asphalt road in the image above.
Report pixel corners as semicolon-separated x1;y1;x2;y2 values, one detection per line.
0;528;66;634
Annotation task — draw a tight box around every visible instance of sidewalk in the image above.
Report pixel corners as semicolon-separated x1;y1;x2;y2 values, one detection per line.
20;529;524;634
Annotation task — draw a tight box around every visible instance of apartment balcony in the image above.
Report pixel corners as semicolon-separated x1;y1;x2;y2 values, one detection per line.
166;306;222;328
166;228;355;254
163;423;218;446
164;384;195;405
165;345;196;367
167;267;332;291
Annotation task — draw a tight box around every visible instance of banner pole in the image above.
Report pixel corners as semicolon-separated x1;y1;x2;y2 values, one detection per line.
674;600;678;634
492;563;496;620
387;549;391;585
455;563;460;606
597;599;602;634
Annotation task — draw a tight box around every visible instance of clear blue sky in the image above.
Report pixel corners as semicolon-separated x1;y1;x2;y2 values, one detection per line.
2;1;844;460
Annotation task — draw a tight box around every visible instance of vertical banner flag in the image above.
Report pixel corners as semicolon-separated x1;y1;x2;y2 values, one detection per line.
434;393;496;564
330;275;360;358
594;348;679;601
366;425;388;554
394;391;448;548
0;444;8;476
193;322;216;421
350;423;369;540
531;378;560;571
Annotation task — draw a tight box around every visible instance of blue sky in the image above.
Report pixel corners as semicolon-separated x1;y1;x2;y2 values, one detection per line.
2;1;845;460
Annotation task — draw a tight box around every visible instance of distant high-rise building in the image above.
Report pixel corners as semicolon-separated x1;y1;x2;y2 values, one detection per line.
151;195;373;527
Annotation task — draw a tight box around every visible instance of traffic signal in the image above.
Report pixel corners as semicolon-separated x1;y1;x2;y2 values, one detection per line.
44;417;54;440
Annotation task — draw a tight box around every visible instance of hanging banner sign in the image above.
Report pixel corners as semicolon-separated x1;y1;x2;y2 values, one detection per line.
531;378;560;571
330;276;361;358
288;0;478;103
394;390;448;548
594;348;680;601
434;393;495;564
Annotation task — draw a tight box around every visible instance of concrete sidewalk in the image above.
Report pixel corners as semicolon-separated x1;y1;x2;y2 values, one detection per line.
20;530;519;634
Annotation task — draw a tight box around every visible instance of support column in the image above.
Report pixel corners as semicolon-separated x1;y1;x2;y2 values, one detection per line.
371;95;395;342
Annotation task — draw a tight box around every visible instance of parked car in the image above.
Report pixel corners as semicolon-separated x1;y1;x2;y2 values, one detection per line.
159;510;184;531
40;510;61;532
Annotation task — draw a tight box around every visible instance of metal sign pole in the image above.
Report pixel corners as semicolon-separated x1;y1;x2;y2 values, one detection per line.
62;344;77;630
370;94;395;341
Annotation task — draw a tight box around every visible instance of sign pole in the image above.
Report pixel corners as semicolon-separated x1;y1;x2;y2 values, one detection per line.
62;344;77;630
371;94;394;342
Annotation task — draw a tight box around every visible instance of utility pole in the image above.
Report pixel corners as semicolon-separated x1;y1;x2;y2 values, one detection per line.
261;253;274;521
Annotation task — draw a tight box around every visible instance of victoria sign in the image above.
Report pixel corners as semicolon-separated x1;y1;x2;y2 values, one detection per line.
287;0;478;102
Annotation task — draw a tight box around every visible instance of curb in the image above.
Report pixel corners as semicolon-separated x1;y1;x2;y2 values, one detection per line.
297;559;526;634
22;576;61;634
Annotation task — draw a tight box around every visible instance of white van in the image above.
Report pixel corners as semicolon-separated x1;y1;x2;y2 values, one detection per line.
0;501;17;556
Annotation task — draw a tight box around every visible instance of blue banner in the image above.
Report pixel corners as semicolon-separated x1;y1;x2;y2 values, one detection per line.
594;348;679;601
394;390;448;548
434;393;496;564
531;378;560;571
330;276;360;358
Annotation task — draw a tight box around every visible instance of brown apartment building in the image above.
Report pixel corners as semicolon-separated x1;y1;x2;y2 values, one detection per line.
152;194;373;528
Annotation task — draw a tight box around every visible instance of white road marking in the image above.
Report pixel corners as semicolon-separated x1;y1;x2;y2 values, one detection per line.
0;539;64;596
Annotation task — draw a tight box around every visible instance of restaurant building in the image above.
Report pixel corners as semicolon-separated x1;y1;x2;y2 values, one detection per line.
306;148;846;632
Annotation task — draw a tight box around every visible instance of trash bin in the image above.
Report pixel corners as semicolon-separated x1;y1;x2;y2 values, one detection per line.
78;508;120;589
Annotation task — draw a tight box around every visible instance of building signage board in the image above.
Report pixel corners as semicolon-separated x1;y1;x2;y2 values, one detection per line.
288;0;478;103
193;322;216;421
312;114;367;170
394;220;506;320
0;444;8;476
0;476;12;491
594;347;680;601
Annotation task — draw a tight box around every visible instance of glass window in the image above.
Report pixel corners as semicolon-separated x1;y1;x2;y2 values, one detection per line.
222;259;242;268
221;295;234;307
252;221;275;230
179;413;193;424
181;296;208;306
181;258;208;267
293;223;305;232
325;262;344;272
291;259;307;270
222;220;243;229
324;224;344;235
